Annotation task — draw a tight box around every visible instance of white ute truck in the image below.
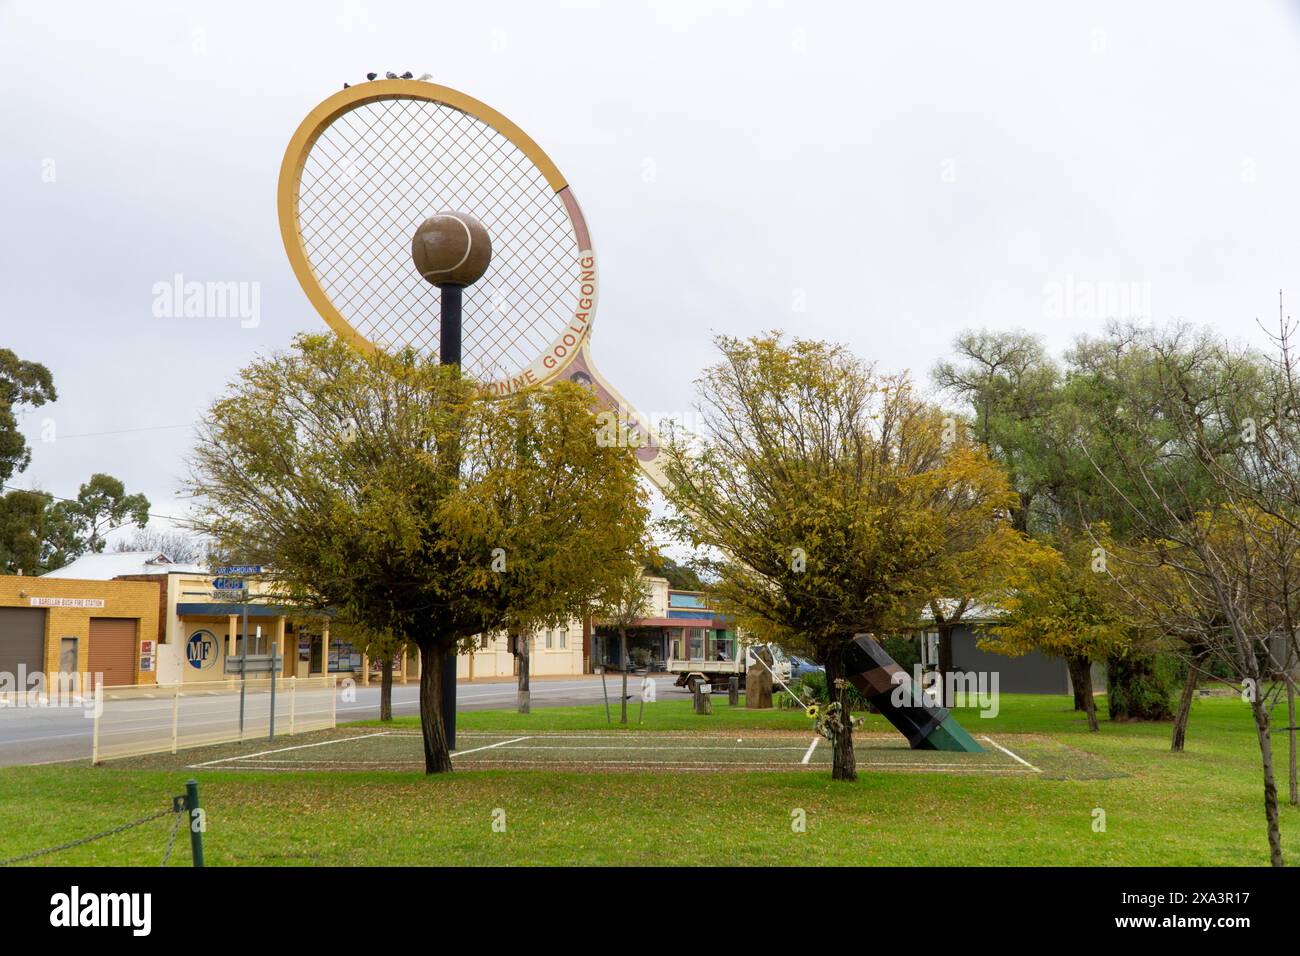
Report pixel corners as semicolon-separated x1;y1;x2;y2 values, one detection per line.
669;643;792;690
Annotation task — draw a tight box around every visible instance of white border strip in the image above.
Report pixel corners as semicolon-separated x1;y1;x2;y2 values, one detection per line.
980;735;1041;773
452;735;532;757
187;731;390;768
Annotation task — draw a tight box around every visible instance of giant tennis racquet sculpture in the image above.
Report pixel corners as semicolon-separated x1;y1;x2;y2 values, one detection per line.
277;79;979;755
277;79;668;489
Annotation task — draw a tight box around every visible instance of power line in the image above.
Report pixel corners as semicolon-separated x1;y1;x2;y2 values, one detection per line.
50;423;196;441
17;408;199;441
0;483;190;525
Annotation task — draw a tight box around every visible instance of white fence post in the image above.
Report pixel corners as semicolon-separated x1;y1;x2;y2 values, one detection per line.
331;675;337;728
289;676;296;736
91;700;101;765
170;684;180;754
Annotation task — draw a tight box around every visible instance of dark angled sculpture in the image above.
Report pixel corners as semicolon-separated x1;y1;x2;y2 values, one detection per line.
844;634;984;752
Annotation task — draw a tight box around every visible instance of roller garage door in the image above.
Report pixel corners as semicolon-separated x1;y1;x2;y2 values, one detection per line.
0;607;46;677
89;618;137;687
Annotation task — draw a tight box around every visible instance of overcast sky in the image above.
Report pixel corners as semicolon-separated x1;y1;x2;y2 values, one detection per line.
3;0;1299;541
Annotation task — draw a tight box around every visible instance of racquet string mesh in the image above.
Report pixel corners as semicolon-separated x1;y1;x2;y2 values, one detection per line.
296;97;579;380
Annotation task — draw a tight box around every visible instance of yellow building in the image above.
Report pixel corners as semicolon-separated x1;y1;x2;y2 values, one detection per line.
42;552;588;685
460;621;588;680
44;553;330;684
0;573;160;689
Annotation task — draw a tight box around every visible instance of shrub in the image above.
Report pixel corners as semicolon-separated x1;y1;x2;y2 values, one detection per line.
1107;651;1176;721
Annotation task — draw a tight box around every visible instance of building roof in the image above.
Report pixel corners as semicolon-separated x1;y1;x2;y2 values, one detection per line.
919;599;1007;624
41;551;208;580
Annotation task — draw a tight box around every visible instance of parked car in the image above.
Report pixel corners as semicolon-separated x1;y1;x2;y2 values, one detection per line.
788;655;824;679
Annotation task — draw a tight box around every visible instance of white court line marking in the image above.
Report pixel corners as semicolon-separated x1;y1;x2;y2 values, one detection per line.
452;735;532;757
186;731;390;768
981;735;1041;773
384;732;823;740
465;745;808;752
801;737;820;764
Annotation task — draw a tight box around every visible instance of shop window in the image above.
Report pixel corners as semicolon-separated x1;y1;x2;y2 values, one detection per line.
559;628;567;649
544;629;554;650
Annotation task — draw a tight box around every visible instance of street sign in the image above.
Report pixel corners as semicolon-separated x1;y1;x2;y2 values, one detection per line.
217;565;263;575
212;576;246;590
224;653;283;675
211;588;247;600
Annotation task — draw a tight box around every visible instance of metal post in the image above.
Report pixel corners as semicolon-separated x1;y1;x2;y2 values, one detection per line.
599;668;611;725
269;642;278;742
185;779;204;868
288;675;296;736
238;599;249;738
440;285;462;363
439;283;461;751
170;684;180;754
330;674;338;727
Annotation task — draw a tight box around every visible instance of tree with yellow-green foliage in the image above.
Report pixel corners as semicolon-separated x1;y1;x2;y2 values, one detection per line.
976;530;1131;731
189;333;646;773
662;334;1026;781
445;387;649;714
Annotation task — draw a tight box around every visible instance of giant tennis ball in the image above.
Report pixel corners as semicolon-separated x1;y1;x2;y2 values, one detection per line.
411;211;491;287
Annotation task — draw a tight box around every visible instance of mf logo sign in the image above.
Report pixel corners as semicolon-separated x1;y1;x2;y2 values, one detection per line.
186;630;220;670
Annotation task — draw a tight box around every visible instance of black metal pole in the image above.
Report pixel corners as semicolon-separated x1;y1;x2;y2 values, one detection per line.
238;599;248;737
439;283;461;750
440;285;462;364
269;641;277;741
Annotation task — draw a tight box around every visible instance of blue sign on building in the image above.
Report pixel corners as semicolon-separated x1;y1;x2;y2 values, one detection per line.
186;629;220;670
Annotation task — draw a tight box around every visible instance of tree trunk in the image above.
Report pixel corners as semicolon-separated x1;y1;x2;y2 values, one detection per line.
1248;695;1285;866
379;655;393;722
1068;655;1098;731
825;647;857;782
1012;490;1032;534
597;636;611;723
514;631;531;714
1288;678;1298;807
1066;655;1092;716
619;629;629;724
1171;652;1204;752
417;640;453;774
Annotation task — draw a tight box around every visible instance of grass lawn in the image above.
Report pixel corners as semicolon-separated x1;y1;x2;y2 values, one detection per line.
0;693;1296;866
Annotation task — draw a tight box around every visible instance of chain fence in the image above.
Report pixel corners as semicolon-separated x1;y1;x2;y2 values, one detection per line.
0;782;203;867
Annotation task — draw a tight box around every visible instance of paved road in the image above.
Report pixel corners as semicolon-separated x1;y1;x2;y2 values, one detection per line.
0;674;689;768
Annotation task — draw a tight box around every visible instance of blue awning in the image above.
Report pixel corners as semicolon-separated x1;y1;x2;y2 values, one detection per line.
177;602;306;618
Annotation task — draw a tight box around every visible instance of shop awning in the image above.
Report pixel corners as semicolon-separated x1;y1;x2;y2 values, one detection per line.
177;602;305;618
630;616;716;629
